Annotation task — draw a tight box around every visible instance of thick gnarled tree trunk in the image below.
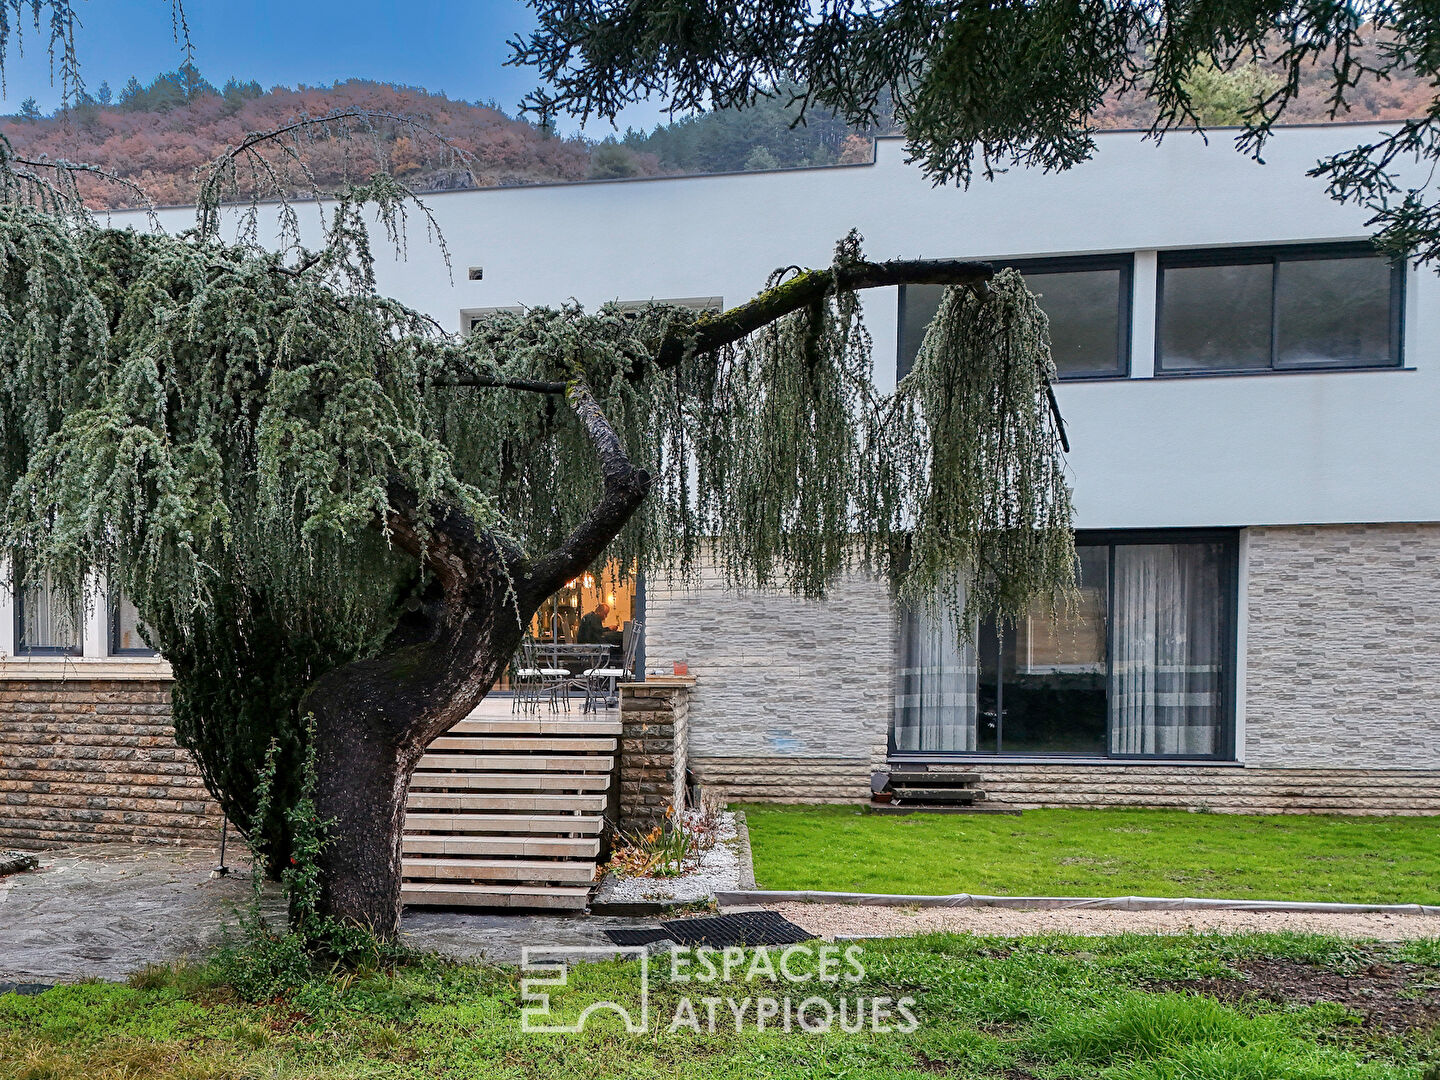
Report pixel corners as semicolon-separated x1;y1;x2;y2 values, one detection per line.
304;380;653;938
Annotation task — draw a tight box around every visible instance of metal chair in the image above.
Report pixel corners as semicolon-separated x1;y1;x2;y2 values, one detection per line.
511;640;544;714
537;641;573;712
581;619;643;710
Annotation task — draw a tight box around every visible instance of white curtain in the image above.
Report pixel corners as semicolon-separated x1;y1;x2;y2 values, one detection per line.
20;576;80;653
1110;544;1224;756
893;586;977;752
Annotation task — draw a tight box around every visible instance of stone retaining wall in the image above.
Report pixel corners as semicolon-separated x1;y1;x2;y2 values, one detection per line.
0;677;221;848
970;763;1440;815
616;682;691;830
693;756;1440;814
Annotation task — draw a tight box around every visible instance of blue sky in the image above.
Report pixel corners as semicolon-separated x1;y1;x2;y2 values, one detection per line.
4;0;668;134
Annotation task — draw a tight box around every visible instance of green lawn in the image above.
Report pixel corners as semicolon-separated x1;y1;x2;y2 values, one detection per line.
2;934;1437;1078
742;805;1440;903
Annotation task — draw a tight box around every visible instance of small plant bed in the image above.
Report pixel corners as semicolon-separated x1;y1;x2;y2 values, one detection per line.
742;804;1440;903
593;806;743;906
2;934;1438;1078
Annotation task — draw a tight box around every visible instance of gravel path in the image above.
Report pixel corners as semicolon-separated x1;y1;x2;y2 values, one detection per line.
757;901;1440;941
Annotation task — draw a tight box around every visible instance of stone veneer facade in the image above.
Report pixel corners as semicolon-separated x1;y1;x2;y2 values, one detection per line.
1242;523;1440;770
0;669;222;848
643;565;891;805
653;523;1440;814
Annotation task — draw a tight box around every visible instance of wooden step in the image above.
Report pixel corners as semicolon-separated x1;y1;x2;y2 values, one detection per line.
402;857;597;884
450;716;622;736
403;834;601;858
418;754;614;773
889;771;981;786
401;882;591;910
893;788;987;804
404;812;604;835
428;735;618;753
409;772;610;792
406;792;609;813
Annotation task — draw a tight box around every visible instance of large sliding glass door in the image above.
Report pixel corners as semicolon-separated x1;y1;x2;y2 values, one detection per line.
892;532;1235;760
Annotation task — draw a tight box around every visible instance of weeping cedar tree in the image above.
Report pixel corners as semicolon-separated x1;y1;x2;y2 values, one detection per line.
515;0;1440;263
0;168;1073;935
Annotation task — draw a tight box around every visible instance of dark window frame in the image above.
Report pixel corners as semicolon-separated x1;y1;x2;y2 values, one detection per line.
14;580;83;657
898;253;1134;382
1155;242;1405;376
888;527;1240;764
108;594;157;657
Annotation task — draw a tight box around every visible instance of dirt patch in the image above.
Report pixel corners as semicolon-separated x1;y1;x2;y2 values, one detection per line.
1153;957;1440;1038
912;1052;1037;1078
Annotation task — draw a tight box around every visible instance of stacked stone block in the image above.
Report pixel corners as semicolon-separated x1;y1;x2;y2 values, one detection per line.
0;678;221;848
616;682;690;831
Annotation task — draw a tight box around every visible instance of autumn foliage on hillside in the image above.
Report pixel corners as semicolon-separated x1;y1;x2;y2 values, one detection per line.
1;79;601;210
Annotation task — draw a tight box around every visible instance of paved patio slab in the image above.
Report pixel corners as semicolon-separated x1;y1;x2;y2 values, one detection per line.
0;845;665;984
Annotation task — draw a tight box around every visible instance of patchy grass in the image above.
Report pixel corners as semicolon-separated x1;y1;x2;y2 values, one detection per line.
0;933;1437;1079
741;805;1440;902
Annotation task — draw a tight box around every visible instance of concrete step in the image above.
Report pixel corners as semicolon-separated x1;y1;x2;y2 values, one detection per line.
403;834;601;858
451;716;622;736
402;857;597;884
417;754;615;774
409;771;610;792
406;792;609;813
401;882;591;910
428;735;618;753
404;812;604;835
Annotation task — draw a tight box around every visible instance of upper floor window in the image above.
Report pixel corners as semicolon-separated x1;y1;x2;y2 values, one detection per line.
16;573;81;656
1157;244;1403;374
899;254;1133;380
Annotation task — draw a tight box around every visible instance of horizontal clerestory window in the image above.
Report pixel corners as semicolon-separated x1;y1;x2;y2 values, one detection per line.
1156;243;1404;374
898;254;1133;380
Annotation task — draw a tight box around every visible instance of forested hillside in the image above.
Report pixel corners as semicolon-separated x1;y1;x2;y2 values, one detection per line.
3;56;1431;211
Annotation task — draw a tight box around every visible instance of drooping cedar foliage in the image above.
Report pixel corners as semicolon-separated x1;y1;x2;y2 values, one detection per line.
0;172;1072;859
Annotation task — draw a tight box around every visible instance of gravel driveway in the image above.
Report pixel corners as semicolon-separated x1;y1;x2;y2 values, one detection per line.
759;900;1440;940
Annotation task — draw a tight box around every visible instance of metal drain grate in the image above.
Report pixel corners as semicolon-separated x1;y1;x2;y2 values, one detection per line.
660;910;813;947
602;926;673;946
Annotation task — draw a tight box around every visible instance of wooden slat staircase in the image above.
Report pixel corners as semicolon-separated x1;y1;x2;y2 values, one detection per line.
401;709;618;910
878;767;991;811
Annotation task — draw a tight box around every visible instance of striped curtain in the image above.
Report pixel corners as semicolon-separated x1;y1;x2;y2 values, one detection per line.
1109;543;1225;755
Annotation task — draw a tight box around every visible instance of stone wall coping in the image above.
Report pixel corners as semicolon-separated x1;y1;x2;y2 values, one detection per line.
715;889;1440;915
0;658;173;682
